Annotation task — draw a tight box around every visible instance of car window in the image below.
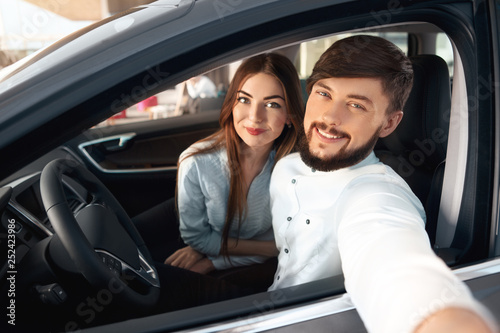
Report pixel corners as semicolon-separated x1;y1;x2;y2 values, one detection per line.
436;32;454;76
99;31;457;128
297;32;409;80
98;61;236;127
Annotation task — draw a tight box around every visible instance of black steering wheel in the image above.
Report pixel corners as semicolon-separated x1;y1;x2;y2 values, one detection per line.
40;158;160;309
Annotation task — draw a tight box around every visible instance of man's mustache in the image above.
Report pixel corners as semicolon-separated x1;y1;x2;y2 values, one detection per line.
308;121;351;139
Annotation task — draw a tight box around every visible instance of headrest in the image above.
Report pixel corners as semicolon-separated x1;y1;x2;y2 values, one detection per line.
380;55;451;171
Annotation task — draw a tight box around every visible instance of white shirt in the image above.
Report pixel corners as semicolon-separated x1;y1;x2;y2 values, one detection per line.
269;151;495;332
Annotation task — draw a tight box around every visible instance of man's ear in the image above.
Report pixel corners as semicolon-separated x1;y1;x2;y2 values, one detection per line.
379;111;403;138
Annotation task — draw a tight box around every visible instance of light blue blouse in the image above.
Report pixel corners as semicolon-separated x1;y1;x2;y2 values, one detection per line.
177;140;275;270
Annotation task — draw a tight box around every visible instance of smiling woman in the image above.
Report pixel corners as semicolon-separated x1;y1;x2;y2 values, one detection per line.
131;53;304;302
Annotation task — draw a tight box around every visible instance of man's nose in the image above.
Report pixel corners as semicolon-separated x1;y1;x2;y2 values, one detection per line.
321;102;343;126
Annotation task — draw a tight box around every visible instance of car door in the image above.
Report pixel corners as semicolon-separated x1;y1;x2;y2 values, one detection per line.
65;108;220;217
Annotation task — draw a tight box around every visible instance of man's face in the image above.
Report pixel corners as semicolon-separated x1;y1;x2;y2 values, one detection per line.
299;77;402;171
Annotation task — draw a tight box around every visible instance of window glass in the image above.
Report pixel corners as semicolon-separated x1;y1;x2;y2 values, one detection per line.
99;32;411;127
98;64;234;127
297;32;408;80
436;32;454;76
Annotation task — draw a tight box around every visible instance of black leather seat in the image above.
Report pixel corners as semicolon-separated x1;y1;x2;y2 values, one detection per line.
376;54;452;250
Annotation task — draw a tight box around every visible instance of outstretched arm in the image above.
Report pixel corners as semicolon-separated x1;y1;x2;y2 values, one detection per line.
414;307;494;333
337;183;498;333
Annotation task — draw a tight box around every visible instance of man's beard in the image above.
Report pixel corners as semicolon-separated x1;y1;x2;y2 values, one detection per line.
297;121;381;172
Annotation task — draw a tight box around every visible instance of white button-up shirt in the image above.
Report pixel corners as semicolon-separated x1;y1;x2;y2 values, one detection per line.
269;151;402;290
269;151;495;332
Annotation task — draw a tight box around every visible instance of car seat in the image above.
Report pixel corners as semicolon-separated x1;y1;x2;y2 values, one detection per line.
375;54;452;261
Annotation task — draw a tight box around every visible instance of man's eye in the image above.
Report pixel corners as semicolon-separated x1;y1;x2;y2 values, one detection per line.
317;91;329;98
349;103;365;110
265;101;281;108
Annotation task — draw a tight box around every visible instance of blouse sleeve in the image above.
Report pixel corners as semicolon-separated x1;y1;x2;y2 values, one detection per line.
177;155;222;257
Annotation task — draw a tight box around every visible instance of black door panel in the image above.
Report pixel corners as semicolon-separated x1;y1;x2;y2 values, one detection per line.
65;110;220;217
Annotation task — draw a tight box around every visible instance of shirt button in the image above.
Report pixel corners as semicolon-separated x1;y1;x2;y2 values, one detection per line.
284;249;289;253
306;219;310;224
277;275;280;280
287;216;292;221
291;179;296;184
311;168;316;173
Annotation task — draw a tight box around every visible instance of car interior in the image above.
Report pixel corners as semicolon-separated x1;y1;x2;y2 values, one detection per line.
0;9;497;331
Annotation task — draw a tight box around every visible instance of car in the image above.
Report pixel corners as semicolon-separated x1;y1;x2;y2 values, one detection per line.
0;0;499;332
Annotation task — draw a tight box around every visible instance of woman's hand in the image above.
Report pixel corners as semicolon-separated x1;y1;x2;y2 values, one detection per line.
189;257;216;274
164;245;205;270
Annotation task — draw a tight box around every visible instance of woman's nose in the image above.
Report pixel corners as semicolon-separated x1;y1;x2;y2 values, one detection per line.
248;103;265;123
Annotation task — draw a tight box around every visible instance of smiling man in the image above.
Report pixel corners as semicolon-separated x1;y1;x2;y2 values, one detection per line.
298;76;399;171
268;36;496;333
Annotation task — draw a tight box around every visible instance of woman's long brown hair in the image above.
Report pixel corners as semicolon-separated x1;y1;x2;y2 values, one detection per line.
179;53;304;258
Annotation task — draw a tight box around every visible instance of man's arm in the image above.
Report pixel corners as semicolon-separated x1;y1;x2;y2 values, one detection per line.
336;181;498;333
414;307;494;333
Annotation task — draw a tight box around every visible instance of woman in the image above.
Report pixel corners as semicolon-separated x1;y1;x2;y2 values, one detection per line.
135;53;303;292
164;52;304;277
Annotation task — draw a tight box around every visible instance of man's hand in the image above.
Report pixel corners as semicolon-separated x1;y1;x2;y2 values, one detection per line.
164;245;205;270
414;307;495;333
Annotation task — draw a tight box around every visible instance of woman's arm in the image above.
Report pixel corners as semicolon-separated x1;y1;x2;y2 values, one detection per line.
211;228;277;270
177;156;223;257
225;238;278;257
165;245;216;274
166;238;277;272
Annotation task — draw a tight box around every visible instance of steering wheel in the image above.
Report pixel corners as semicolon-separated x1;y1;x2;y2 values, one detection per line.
40;158;160;309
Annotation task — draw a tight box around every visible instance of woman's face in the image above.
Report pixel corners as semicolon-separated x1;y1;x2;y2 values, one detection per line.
232;73;289;151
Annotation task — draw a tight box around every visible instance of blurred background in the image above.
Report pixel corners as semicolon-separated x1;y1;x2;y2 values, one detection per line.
0;0;154;68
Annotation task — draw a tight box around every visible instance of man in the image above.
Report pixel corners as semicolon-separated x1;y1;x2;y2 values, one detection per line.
268;36;497;333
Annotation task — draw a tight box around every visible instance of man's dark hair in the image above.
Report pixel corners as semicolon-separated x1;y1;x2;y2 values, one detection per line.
306;35;414;114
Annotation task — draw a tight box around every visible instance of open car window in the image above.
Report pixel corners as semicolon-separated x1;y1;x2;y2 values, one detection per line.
100;31;450;128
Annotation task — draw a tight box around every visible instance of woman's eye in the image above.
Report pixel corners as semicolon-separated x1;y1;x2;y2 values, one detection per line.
265;101;281;108
238;97;250;104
